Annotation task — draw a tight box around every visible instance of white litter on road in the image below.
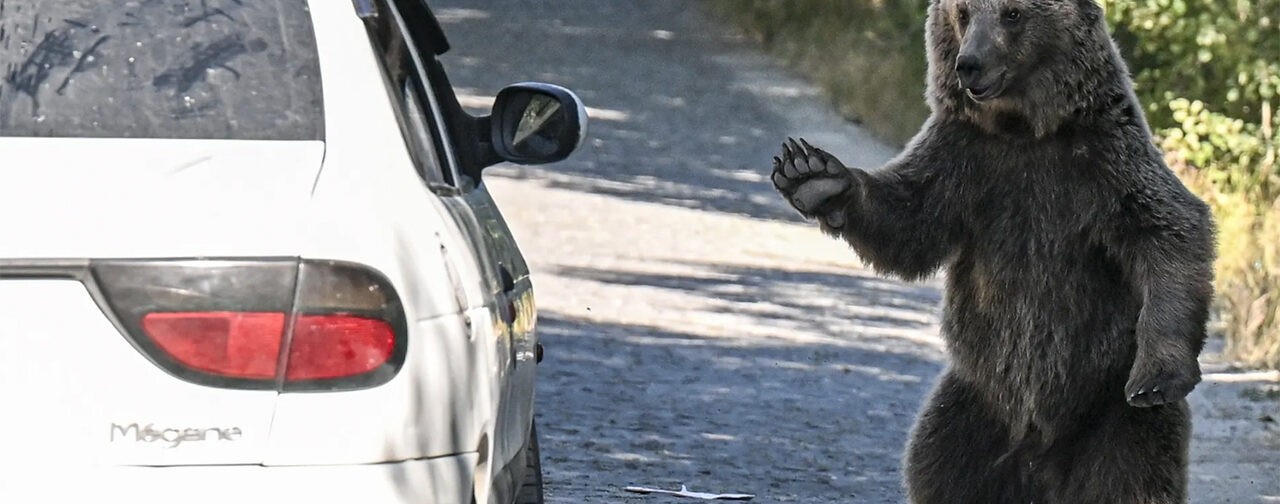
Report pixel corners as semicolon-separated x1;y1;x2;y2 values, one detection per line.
625;484;755;500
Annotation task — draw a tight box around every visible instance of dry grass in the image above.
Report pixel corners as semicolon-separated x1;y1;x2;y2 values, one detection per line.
709;0;931;146
1175;156;1280;369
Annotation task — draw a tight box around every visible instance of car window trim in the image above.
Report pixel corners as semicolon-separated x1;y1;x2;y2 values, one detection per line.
400;79;449;187
380;0;466;191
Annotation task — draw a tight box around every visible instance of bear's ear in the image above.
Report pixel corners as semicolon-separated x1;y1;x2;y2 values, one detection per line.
1077;0;1103;23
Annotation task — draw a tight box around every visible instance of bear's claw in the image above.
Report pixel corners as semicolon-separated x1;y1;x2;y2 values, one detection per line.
1125;366;1199;408
772;137;855;222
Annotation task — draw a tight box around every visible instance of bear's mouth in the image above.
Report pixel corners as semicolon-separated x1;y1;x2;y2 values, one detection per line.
964;74;1006;102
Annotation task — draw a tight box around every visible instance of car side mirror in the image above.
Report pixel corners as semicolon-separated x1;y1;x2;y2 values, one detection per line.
489;82;588;165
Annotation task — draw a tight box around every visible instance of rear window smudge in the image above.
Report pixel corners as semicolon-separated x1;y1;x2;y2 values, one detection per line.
0;0;323;140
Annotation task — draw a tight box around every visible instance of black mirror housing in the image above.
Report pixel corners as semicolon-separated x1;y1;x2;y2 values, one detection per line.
489;82;588;165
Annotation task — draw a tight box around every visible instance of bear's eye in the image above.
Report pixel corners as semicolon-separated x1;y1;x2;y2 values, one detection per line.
1003;9;1022;23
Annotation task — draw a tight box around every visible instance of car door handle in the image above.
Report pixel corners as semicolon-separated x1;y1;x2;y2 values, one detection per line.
426;182;461;197
499;264;516;293
498;265;518;326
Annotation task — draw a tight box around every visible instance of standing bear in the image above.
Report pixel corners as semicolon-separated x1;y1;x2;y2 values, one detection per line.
771;0;1216;502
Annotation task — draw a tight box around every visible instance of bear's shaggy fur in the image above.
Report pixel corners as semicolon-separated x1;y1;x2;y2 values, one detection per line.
770;0;1216;502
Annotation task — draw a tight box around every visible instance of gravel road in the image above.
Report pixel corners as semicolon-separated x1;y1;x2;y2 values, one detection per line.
429;1;1280;502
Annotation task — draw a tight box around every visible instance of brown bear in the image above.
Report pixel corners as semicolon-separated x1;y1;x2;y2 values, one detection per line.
769;0;1217;502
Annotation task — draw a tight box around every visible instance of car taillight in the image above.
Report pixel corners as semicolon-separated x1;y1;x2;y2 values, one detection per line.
141;311;286;379
285;314;395;380
91;259;407;392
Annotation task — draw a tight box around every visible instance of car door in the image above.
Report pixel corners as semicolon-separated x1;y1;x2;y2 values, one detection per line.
394;0;539;464
362;0;537;469
354;0;487;312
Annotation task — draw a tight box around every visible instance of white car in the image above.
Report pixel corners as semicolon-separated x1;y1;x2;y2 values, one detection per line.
0;1;585;503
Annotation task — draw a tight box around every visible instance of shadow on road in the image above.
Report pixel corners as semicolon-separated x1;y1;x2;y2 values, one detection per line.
524;258;945;502
556;260;939;322
532;311;942;503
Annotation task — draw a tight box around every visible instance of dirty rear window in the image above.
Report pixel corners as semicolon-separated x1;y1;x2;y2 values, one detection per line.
0;0;323;140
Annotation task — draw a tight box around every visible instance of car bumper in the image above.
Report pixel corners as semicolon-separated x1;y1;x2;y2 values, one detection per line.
2;453;478;504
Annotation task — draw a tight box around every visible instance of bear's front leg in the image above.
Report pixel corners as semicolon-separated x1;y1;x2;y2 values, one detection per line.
772;137;859;229
1116;183;1216;408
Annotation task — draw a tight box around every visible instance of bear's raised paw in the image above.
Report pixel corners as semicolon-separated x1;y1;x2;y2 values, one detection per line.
772;138;856;228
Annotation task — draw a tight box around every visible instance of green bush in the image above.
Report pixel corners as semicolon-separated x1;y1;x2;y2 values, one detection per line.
714;0;1280;368
1105;0;1279;131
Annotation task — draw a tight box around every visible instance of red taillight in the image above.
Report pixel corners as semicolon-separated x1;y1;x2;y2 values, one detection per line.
142;312;285;379
286;315;396;380
139;312;396;382
92;259;407;391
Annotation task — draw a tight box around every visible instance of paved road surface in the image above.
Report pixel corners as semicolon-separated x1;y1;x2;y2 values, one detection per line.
429;1;1280;502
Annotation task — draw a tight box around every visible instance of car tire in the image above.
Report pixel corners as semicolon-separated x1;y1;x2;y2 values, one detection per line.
513;421;544;504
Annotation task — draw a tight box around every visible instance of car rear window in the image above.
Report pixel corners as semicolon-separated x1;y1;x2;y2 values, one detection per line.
0;0;323;140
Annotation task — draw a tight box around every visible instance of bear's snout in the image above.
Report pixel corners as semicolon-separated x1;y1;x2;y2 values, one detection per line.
955;52;1006;102
954;20;1009;102
955;54;984;87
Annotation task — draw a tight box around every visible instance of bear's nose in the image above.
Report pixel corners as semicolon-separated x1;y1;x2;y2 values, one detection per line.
955;55;983;85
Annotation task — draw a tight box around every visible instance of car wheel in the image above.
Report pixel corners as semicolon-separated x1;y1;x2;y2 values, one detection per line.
514;421;544;504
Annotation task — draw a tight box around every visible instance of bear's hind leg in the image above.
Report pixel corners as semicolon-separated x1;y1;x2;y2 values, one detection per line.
904;372;1032;504
1041;400;1190;504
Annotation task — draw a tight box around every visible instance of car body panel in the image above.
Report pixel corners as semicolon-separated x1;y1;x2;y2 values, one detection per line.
303;2;539;495
265;0;500;467
0;138;324;259
0;279;278;466
263;311;487;465
386;0;541;474
461;184;539;462
0;453;478;504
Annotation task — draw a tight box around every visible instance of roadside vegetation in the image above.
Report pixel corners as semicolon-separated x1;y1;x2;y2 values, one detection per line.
712;0;1280;369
